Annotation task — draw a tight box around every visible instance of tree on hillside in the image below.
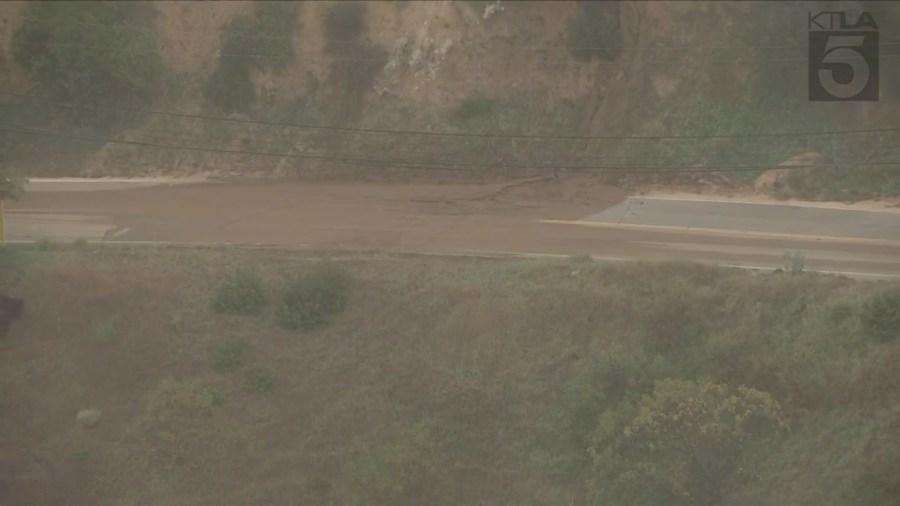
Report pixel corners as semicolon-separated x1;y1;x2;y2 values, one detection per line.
592;379;786;506
12;2;162;105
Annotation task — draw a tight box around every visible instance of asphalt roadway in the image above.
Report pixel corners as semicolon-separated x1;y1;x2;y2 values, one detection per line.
5;178;900;279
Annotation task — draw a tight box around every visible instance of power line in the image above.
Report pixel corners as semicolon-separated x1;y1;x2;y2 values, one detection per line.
64;125;895;170
21;15;900;51
10;39;896;65
5;93;899;141
15;99;896;171
26;114;898;167
4;125;897;174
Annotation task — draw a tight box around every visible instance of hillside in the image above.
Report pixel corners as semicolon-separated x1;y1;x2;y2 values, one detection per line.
1;1;899;200
1;244;898;505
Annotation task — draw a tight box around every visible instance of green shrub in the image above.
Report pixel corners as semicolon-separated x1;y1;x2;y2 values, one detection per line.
857;413;900;504
144;378;224;419
277;264;347;331
212;336;250;372
592;379;786;506
203;16;257;113
93;320;117;343
202;1;300;112
323;2;367;53
254;1;299;69
343;421;441;505
135;379;246;469
566;1;621;62
13;2;162;105
245;366;278;393
453;95;495;121
321;1;385;121
212;266;268;315
861;286;900;342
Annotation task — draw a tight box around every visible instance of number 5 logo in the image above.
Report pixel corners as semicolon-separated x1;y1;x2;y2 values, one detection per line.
819;36;869;98
809;31;879;101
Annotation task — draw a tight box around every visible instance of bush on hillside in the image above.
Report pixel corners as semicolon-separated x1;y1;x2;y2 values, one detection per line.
212;267;268;316
277;263;347;331
203;16;258;113
203;3;299;112
244;366;279;393
566;1;621;62
857;413;900;504
212;335;250;372
323;2;367;53
320;2;386;121
255;1;299;69
13;2;163;105
92;320;117;343
592;379;786;506
861;286;900;342
453;95;495;121
136;378;249;468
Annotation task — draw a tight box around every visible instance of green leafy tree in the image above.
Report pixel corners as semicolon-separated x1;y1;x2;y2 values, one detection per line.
202;2;299;112
566;1;621;61
13;2;163;105
277;263;347;331
203;16;257;113
861;285;900;342
593;379;786;506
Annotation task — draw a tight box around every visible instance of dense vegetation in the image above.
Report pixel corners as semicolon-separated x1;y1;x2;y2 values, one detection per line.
203;2;300;113
13;2;162;105
1;245;897;506
566;1;621;61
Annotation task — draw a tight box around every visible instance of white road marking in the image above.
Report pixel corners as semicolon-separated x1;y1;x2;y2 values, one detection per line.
633;195;900;213
537;219;900;247
25;177;210;184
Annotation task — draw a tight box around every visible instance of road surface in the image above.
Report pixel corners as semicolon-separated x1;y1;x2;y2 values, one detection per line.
5;178;900;279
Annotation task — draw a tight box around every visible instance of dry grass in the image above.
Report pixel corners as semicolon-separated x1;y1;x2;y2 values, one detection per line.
0;244;896;506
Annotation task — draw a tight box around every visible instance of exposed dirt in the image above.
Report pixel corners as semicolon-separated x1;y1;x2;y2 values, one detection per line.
10;176;626;246
133;1;598;107
154;1;255;73
0;0;27;92
9;177;900;279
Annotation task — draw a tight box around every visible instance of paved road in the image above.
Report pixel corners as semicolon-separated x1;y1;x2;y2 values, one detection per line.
5;178;900;279
583;196;900;241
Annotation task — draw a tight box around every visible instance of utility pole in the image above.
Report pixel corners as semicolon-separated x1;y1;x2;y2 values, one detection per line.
0;199;6;245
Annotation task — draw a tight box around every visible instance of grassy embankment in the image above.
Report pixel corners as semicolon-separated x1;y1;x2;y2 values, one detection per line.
0;244;898;506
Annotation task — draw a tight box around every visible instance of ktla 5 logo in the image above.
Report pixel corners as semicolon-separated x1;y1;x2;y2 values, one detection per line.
808;11;879;101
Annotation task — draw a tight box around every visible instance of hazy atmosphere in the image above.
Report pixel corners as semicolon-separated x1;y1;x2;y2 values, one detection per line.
0;2;898;505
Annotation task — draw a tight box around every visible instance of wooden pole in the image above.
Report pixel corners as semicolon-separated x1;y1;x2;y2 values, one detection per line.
0;199;5;245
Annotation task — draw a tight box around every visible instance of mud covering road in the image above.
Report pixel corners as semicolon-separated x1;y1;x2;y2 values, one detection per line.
5;177;900;279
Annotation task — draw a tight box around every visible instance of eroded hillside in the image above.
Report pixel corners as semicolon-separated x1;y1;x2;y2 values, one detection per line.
1;1;898;200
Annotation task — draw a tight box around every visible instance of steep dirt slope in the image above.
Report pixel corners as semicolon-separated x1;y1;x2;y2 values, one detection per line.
1;1;898;200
